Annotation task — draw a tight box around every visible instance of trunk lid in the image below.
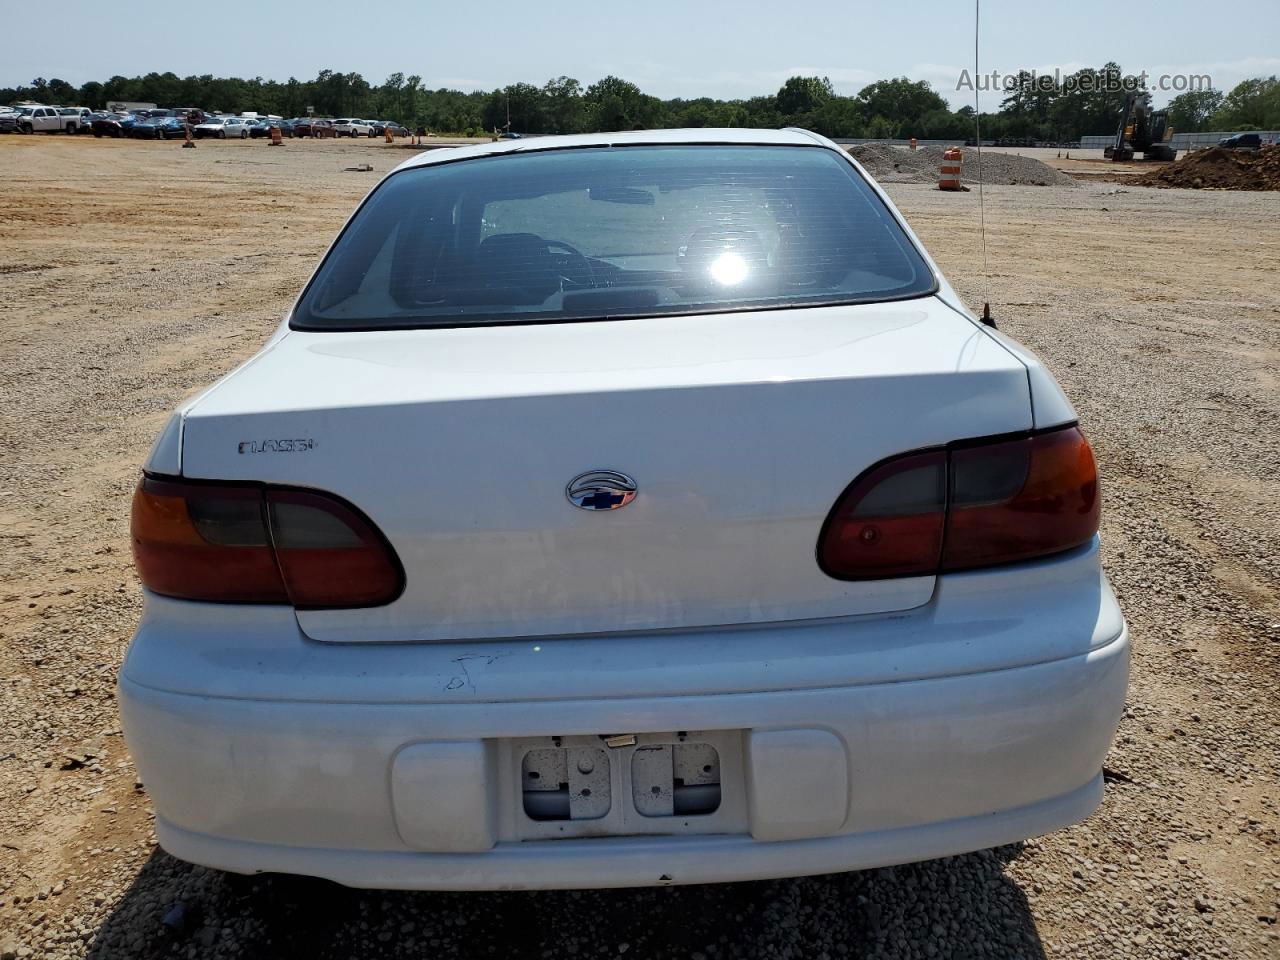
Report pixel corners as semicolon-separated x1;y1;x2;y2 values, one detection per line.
180;300;1031;641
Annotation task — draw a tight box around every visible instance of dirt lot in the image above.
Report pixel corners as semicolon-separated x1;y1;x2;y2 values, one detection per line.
982;147;1175;183
1;135;1278;960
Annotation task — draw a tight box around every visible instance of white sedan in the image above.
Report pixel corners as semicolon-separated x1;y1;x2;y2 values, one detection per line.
120;128;1128;890
193;116;252;139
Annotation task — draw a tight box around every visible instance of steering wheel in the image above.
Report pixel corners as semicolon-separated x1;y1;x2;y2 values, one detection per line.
545;240;596;290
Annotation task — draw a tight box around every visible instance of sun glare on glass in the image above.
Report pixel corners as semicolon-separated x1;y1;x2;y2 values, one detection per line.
708;252;749;286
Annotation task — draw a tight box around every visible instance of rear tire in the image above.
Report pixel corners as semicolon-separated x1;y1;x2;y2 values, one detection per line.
241;129;248;139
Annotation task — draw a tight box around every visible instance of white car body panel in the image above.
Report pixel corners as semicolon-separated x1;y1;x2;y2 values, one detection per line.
121;128;1126;889
195;117;251;137
19;106;70;132
179;300;1031;642
119;542;1127;888
333;119;372;136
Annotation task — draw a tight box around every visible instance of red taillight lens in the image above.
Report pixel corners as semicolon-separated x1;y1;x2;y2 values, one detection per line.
819;425;1099;580
131;477;403;608
265;489;403;608
818;450;947;578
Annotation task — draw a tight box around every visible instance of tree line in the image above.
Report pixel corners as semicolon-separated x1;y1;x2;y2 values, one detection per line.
5;67;1277;141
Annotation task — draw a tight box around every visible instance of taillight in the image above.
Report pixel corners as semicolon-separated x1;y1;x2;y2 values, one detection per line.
131;477;403;608
819;425;1099;579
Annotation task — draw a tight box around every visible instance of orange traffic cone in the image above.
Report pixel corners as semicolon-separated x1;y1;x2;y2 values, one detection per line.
938;147;963;191
910;137;918;151
183;124;196;149
384;126;394;143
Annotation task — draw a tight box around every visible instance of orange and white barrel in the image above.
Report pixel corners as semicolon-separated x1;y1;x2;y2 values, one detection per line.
938;147;963;191
910;137;918;151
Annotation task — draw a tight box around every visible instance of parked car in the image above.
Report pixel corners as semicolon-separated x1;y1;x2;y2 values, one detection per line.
121;128;1128;891
0;113;18;134
92;113;137;137
1217;133;1262;150
276;118;300;137
76;111;112;134
499;130;523;139
247;118;276;138
194;116;253;139
370;120;408;138
333;118;372;137
131;116;188;140
296;118;338;138
12;105;79;133
291;118;332;137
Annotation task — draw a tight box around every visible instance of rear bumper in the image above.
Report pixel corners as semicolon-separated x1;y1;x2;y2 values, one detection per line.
118;544;1128;889
152;774;1105;891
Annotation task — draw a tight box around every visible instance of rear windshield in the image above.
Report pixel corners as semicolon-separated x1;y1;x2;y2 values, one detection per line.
292;144;936;331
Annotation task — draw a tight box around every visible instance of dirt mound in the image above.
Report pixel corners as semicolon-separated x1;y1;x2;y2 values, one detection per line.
847;143;1076;187
1134;144;1280;191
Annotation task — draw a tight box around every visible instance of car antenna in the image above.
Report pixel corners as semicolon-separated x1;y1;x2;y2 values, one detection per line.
973;0;995;328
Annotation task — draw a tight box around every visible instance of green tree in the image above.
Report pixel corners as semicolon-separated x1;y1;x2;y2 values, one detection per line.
856;77;948;136
809;97;863;138
1210;76;1279;130
78;81;104;108
1165;88;1224;133
776;76;834;116
917;107;970;142
864;115;897;139
542;76;584;134
584;76;658;131
482;82;545;132
401;75;422;126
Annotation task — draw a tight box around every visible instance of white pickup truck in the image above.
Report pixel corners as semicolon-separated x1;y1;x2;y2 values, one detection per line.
12;105;82;133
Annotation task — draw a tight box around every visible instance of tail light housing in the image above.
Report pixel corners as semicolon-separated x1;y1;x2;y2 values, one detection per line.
819;425;1099;579
131;476;403;607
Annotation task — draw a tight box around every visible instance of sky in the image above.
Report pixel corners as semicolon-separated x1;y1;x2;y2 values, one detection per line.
5;0;1278;110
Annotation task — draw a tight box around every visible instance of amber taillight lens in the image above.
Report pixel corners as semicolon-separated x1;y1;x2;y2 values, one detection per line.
819;425;1100;579
942;427;1099;571
131;477;403;608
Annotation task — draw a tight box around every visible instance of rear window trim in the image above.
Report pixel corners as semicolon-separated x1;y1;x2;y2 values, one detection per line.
288;141;941;333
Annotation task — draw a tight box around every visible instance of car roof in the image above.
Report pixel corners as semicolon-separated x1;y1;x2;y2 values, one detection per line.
392;127;831;173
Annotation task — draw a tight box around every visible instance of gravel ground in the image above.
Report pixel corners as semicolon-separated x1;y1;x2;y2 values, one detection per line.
849;143;1078;186
1;136;1278;960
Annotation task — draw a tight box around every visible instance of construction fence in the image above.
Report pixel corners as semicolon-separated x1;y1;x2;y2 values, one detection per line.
1080;131;1280;151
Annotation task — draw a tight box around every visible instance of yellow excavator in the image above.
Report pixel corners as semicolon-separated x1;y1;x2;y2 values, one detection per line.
1105;91;1177;162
